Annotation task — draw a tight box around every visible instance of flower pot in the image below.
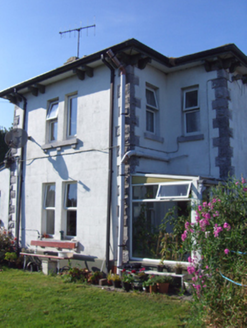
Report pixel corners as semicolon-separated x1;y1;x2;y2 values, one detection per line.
149;285;157;293
123;282;131;292
175;268;183;274
113;280;121;288
157;282;169;294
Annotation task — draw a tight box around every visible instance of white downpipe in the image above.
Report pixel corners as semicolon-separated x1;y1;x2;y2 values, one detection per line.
117;71;125;274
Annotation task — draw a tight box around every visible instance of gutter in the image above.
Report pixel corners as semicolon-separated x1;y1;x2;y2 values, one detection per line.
101;55;115;273
106;49;126;275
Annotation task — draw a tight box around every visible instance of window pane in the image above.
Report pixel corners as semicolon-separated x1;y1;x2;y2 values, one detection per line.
146;89;157;107
185;90;198;109
68;97;77;136
50;120;57;141
45;184;55;207
46;210;55;234
66;184;77;207
47;102;58;119
132;201;190;259
157;184;190;198
133;185;158;200
146;110;154;132
67;211;77;236
186;110;200;133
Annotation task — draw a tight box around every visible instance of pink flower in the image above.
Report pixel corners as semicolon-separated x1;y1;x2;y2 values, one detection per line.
203;202;207;208
187;266;196;275
205;213;211;220
185;221;190;230
188;256;192;263
243;188;247;192
212;198;217;203
223;222;231;231
206;265;209;269
224;249;229;255
242;177;246;184
235;182;239;186
195;215;200;222
198;205;202;211
131;269;136;273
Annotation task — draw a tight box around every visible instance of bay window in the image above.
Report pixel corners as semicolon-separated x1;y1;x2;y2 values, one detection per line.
131;179;191;260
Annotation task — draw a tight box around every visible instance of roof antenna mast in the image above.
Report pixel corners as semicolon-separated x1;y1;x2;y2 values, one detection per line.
59;22;96;58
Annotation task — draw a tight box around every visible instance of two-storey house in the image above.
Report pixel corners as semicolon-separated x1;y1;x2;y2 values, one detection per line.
0;39;247;272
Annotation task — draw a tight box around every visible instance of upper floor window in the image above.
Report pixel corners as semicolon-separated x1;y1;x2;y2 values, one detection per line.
64;183;77;236
47;100;59;141
183;87;200;134
44;184;55;235
67;95;77;137
146;87;158;133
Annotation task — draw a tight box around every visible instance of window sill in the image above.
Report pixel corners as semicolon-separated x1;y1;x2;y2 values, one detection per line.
177;134;204;143
144;132;164;143
42;138;78;150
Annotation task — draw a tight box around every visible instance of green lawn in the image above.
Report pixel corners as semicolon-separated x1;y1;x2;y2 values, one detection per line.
0;267;191;327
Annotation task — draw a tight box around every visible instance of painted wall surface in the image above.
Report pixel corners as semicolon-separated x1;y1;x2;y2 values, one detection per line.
228;77;247;179
133;64;218;178
21;65;112;260
0;168;10;229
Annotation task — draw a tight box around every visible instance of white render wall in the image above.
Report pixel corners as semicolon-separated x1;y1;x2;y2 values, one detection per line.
0;168;10;229
21;65;112;260
133;64;219;178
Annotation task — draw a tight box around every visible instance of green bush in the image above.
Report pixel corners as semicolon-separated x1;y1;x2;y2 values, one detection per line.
0;229;16;263
182;177;247;327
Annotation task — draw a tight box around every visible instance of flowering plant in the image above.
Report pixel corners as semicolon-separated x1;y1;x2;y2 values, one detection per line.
182;177;247;326
0;228;17;263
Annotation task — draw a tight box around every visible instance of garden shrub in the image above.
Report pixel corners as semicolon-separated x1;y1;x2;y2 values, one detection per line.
182;177;247;327
0;228;16;263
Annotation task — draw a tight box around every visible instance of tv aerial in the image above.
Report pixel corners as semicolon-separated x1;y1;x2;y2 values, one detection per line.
5;128;28;149
59;22;96;58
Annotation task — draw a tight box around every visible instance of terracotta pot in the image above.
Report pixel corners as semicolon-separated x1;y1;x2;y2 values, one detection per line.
157;282;169;294
149;285;157;293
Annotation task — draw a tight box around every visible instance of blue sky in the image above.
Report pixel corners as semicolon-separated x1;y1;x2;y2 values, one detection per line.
0;0;247;129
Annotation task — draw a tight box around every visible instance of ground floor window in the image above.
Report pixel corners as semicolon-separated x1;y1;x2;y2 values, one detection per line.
44;184;55;235
64;183;77;236
131;179;192;261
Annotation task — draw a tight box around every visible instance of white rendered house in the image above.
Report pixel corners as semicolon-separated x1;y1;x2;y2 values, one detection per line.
1;39;247;271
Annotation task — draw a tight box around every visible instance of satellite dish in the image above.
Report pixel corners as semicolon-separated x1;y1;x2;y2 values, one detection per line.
5;128;28;149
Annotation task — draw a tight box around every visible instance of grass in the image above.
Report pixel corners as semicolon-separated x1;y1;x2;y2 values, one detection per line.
0;267;191;327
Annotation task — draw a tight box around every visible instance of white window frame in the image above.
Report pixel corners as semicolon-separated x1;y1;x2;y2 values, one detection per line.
67;95;77;138
146;86;158;134
46;100;59;142
64;182;77;237
156;181;192;199
43;183;56;235
131;180;193;262
183;87;200;135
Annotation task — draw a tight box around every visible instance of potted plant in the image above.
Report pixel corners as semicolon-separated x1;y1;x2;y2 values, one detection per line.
145;275;157;293
174;263;183;275
121;273;134;292
107;271;113;286
88;271;103;285
156;275;172;294
157;259;165;272
111;273;121;288
142;280;150;293
4;252;17;268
